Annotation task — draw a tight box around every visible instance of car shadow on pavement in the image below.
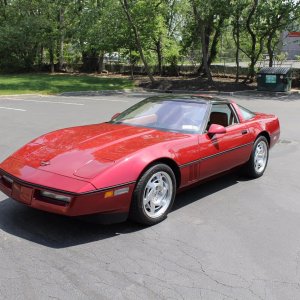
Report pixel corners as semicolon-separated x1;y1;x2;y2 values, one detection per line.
173;171;247;211
0;199;142;249
0;171;247;249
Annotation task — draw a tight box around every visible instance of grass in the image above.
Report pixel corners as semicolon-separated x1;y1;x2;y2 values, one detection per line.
0;73;134;95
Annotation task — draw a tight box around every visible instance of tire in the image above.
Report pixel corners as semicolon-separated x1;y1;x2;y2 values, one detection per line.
244;136;269;178
129;164;176;225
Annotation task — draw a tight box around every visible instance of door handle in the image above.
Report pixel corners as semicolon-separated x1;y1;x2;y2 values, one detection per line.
241;129;248;135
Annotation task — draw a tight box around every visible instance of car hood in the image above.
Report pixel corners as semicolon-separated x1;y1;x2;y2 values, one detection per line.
6;123;187;180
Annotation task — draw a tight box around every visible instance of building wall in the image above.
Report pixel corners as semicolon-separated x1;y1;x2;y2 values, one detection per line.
281;31;300;60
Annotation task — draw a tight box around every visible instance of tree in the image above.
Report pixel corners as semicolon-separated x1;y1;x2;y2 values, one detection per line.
1;0;299;82
190;0;232;84
150;0;187;75
233;0;300;82
263;0;300;67
0;0;46;71
232;0;248;82
120;0;155;83
190;0;213;82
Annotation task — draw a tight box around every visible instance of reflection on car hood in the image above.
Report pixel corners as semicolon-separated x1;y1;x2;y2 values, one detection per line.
6;123;188;180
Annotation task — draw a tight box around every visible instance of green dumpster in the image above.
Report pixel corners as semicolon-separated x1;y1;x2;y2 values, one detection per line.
257;67;292;92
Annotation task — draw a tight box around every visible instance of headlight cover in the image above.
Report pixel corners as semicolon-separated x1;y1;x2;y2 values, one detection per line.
40;190;72;203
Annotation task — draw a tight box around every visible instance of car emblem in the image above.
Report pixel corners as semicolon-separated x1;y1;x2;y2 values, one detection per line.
40;161;50;166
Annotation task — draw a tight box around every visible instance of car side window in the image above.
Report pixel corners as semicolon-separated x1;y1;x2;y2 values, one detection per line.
207;104;238;129
238;105;256;120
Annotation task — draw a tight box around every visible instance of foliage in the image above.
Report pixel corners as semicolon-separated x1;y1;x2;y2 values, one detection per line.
0;0;300;82
232;0;300;81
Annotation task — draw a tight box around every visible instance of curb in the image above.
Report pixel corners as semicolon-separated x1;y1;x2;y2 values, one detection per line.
144;89;233;96
2;88;299;98
143;89;300;99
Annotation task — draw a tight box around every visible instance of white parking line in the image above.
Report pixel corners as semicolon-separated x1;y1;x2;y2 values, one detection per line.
1;98;84;106
0;106;26;112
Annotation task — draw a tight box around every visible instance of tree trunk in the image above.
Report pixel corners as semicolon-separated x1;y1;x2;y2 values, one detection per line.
208;18;224;67
247;59;256;83
200;24;213;84
265;14;284;68
130;63;134;80
98;51;105;73
39;45;44;67
120;0;155;84
129;48;135;80
198;24;211;75
243;36;264;83
235;41;240;82
243;0;258;83
155;38;163;75
267;32;276;67
191;3;214;79
58;7;65;71
49;46;55;73
233;15;240;82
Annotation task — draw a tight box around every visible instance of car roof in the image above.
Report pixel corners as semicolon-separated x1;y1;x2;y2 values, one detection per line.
146;95;231;105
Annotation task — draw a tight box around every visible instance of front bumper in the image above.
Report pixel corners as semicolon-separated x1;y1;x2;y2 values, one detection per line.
0;170;135;217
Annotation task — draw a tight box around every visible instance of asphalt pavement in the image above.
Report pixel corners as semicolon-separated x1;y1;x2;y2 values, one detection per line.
0;91;300;300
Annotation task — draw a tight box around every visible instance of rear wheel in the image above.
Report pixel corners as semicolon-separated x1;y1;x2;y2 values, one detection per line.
244;136;269;178
129;164;176;225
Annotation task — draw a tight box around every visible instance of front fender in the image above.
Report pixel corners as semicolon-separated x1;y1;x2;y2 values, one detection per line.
90;146;177;189
90;136;199;189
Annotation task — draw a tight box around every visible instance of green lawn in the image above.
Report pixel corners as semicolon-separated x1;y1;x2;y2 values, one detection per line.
0;74;134;95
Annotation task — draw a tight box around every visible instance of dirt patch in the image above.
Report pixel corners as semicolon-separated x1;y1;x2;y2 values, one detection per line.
136;75;257;92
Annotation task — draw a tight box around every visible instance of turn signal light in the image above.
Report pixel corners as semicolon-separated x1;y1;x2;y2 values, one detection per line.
104;187;129;198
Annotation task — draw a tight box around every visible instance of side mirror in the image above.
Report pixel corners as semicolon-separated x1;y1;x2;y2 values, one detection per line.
111;113;120;120
208;124;226;135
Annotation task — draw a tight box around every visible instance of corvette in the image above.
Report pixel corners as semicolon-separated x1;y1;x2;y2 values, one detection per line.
0;95;280;225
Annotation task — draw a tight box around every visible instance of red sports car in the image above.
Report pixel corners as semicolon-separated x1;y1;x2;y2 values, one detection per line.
0;95;280;225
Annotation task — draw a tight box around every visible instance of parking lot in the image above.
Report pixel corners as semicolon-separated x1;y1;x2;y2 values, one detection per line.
0;91;300;300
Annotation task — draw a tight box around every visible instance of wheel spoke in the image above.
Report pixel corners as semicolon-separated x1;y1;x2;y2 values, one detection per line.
160;186;168;199
144;188;154;204
147;181;157;190
150;201;156;213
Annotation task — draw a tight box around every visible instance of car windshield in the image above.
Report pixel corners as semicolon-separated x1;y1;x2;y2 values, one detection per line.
111;97;208;133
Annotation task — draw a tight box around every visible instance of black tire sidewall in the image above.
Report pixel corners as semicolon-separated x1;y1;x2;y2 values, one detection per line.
130;164;176;225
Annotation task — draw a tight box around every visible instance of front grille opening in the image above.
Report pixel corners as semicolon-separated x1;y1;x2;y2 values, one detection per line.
35;191;70;207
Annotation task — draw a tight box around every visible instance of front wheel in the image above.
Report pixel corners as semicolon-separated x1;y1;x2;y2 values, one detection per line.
244;136;269;178
129;164;176;225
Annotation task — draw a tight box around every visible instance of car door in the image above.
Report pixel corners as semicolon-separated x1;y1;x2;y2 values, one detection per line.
198;103;253;180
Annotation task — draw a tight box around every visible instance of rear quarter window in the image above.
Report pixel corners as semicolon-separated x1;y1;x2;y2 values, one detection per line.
238;105;256;120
